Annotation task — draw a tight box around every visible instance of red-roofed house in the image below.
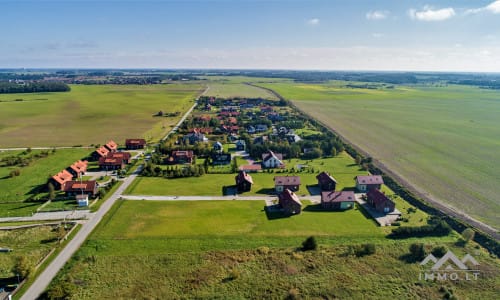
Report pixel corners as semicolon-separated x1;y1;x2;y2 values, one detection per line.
235;171;253;192
99;156;125;170
321;191;356;210
274;176;301;193
367;189;395;214
167;150;194;164
66;160;88;178
93;146;110;160
356;175;384;192
125;138;146;149
278;189;302;215
316;171;337;191
104;140;118;152
50;169;74;190
64;180;98;197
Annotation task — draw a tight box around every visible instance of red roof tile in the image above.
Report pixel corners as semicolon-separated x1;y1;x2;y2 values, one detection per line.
356;175;384;185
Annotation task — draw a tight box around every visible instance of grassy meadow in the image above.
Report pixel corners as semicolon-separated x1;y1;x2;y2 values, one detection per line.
257;81;500;229
45;200;499;299
0;83;203;147
125;152;365;196
204;82;278;100
0;148;91;217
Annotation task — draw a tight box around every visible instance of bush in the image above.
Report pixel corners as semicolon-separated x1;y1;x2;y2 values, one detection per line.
461;228;475;243
9;169;21;177
351;243;376;257
431;246;447;258
301;236;317;251
409;243;426;261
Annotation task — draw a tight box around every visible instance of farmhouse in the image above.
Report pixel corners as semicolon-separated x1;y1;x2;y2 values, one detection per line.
321;191;356;210
168;150;194;164
212;153;231;165
274;176;301;193
356;175;384;192
262;150;284;169
316;171;337;191
104;140;118;152
64;180;98;197
50;169;73;190
66;160;88;178
235;140;246;151
125;138;146;149
366;188;395;214
235;171;253;192
278;189;302;215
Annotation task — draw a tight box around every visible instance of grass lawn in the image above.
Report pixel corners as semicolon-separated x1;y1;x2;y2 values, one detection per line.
258;81;500;229
204;82;278;100
0;148;91;216
45;199;498;299
0;83;203;147
125;152;365;196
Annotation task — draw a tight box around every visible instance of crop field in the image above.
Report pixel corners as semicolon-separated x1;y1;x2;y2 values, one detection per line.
0;83;203;147
125;152;365;196
0;148;91;217
45;200;498;299
204;81;279;100
257;82;500;230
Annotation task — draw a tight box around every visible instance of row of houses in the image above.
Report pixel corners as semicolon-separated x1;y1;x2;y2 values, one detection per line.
51;160;89;190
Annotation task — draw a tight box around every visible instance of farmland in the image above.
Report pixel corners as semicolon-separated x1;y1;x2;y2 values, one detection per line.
0;83;203;147
204;82;279;100
45;200;499;299
257;81;500;230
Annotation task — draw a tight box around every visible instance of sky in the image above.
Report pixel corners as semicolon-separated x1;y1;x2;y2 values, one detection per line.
1;0;500;71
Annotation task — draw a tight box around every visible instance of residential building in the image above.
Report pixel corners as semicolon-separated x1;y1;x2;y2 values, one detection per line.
356;175;384;192
50;169;73;190
64;180;98;197
316;171;337;191
262;150;284;169
125;138;146;149
278;189;302;215
274;176;300;193
321;191;356;210
366;189;395;214
235;171;253;192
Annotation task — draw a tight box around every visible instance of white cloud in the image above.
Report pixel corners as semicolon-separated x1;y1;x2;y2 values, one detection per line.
307;18;320;25
366;10;389;20
409;6;455;21
465;0;500;15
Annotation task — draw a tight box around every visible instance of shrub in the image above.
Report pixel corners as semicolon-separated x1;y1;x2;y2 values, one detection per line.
431;246;447;258
301;236;317;251
409;243;426;261
352;243;376;257
257;246;270;255
9;169;21;177
461;228;475;243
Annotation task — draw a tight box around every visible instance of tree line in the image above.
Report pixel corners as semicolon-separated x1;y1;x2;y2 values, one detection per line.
0;81;70;94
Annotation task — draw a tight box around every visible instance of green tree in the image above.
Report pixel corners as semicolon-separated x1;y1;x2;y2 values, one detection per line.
461;228;475;243
409;243;426;261
231;157;239;173
12;256;34;279
48;182;56;201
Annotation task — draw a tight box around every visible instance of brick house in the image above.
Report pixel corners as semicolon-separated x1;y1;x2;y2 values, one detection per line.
316;171;337;191
99;156;125;170
274;176;301;193
235;171;253;192
278;189;302;215
321;191;356;210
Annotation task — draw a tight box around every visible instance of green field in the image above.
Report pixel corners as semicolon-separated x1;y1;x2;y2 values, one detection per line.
125;153;365;196
204;82;278;100
45;200;498;299
257;81;500;229
0;83;203;147
0;148;91;217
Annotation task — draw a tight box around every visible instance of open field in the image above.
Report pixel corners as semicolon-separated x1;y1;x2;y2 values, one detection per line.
204;82;279;100
0;83;203;147
257;82;500;230
0;148;91;217
125;152;365;196
45;200;498;299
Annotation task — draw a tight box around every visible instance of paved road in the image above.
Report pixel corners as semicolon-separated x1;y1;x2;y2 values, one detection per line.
0;146;94;151
120;195;278;201
0;210;93;223
20;165;143;300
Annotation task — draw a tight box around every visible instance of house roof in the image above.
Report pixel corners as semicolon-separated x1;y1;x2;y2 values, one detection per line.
316;171;337;185
235;171;254;185
172;150;194;158
356;175;384;185
367;188;393;206
99;156;124;165
274;176;301;186
125;138;146;146
95;146;110;157
68;160;88;174
52;169;73;185
239;164;262;172
262;150;283;162
105;140;118;151
278;189;302;206
64;180;97;193
321;191;355;203
107;152;131;160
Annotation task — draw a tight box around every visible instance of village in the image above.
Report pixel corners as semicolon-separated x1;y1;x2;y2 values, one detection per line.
47;96;402;226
